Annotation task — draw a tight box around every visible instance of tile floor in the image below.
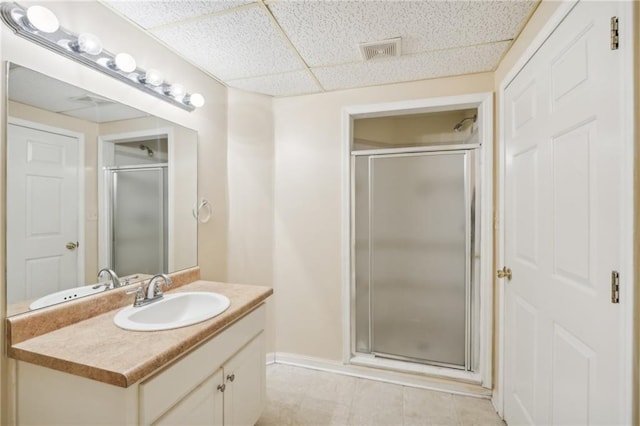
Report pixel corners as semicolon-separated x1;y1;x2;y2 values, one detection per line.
257;364;505;426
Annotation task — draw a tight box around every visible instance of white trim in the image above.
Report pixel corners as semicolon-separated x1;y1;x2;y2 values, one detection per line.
7;117;86;286
341;106;353;364
494;1;636;422
97;127;173;271
341;92;494;388
272;352;492;399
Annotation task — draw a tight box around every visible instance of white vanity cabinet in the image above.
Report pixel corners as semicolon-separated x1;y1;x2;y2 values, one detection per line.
15;304;266;426
147;332;265;426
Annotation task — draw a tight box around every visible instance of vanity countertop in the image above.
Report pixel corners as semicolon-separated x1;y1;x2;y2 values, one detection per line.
7;280;272;388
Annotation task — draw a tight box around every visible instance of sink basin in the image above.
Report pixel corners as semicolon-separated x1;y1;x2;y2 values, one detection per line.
30;285;107;310
113;292;231;331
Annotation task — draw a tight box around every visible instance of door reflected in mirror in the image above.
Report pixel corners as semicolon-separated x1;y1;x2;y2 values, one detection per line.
6;63;198;316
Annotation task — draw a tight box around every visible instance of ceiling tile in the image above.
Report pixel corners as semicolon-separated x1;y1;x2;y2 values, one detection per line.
312;41;509;91
227;70;321;97
151;6;304;81
105;1;254;29
269;1;536;67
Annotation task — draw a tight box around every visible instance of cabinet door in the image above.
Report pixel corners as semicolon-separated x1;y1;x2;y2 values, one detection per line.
223;332;266;426
153;369;224;426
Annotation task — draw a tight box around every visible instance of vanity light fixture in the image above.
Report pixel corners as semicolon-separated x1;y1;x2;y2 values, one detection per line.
24;4;58;33
139;68;163;87
166;83;185;98
0;2;205;111
70;32;103;55
185;93;205;108
109;52;137;73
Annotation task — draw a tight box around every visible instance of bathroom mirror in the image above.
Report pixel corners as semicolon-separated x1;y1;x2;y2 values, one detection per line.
5;63;198;316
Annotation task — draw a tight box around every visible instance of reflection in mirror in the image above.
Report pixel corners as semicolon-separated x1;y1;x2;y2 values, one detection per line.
6;63;198;316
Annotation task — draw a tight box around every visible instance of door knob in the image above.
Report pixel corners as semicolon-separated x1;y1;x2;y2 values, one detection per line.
227;373;235;382
66;241;78;250
497;266;512;281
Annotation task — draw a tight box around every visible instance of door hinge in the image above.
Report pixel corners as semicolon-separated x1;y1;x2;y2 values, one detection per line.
610;16;619;50
611;271;620;304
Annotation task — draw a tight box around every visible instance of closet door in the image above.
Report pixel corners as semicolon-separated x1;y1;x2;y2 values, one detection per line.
503;2;626;424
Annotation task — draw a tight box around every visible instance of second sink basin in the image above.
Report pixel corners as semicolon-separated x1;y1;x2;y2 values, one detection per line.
114;291;231;331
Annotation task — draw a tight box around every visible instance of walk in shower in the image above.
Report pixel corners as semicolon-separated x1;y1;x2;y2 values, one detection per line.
105;165;167;276
350;107;483;374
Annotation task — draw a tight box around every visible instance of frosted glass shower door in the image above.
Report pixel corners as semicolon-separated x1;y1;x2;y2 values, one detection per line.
370;152;468;367
110;167;167;276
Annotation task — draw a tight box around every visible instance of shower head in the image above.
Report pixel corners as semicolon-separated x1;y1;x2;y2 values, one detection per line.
453;114;477;132
140;144;154;157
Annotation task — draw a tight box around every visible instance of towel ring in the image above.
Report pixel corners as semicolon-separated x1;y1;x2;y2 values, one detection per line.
193;198;212;223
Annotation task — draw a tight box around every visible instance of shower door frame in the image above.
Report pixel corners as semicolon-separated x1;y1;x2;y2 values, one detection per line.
361;148;478;370
342;93;494;388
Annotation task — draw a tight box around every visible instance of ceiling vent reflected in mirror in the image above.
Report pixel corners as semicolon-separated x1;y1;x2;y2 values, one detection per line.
68;94;116;106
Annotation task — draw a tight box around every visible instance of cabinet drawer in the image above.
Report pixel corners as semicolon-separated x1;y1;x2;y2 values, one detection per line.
140;304;265;425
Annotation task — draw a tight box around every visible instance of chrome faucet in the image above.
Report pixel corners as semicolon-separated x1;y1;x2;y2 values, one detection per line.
126;273;173;307
96;268;121;289
146;274;172;299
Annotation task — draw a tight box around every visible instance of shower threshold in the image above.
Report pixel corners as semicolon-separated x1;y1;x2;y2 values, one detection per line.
372;351;466;371
350;353;482;386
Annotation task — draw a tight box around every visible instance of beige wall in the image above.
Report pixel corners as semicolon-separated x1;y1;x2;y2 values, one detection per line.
0;2;228;423
226;88;276;352
270;73;493;360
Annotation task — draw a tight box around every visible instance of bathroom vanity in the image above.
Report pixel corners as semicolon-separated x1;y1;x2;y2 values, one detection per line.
6;274;272;425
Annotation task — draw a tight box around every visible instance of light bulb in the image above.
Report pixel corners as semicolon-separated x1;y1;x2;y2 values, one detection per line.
71;33;103;55
140;69;163;86
167;84;185;98
186;93;205;108
113;53;137;73
25;5;59;33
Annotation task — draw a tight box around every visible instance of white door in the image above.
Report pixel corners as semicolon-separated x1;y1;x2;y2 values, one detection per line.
503;2;626;425
7;123;80;304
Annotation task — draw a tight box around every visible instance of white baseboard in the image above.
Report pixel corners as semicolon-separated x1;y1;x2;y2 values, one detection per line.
270;352;492;399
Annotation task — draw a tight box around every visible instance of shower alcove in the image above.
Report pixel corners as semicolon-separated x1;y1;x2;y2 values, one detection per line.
342;93;494;389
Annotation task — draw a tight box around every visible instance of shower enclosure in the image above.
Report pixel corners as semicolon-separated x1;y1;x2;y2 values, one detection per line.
105;165;168;276
352;115;481;372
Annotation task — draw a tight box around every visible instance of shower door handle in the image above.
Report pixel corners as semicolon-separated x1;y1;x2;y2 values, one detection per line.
497;266;512;281
66;241;79;250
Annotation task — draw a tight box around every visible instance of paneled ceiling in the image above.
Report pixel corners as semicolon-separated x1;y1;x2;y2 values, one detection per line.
103;0;539;97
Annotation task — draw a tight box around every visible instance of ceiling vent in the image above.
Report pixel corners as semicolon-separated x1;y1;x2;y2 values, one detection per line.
68;94;115;105
359;37;402;61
